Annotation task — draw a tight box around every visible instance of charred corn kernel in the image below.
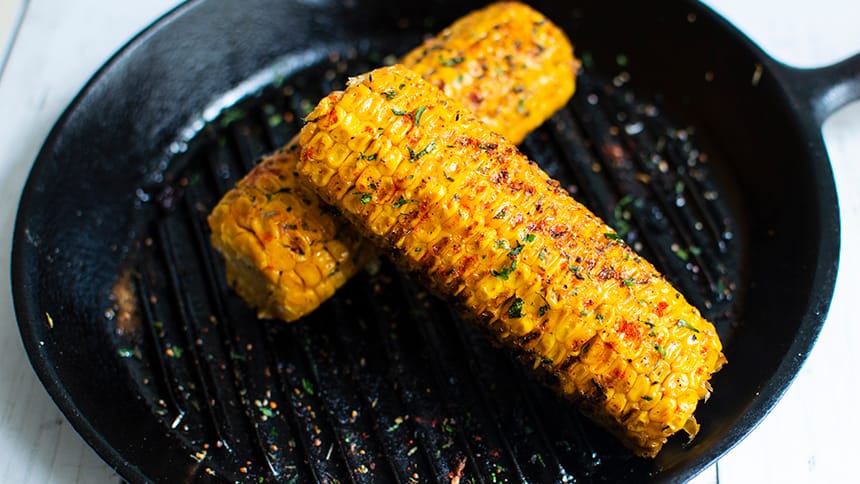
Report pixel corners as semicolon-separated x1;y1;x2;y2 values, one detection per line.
298;64;725;458
208;1;577;321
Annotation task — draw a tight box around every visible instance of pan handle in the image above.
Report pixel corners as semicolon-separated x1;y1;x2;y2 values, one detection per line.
776;52;860;126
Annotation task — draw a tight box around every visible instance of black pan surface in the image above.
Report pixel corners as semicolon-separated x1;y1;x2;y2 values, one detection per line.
12;0;847;482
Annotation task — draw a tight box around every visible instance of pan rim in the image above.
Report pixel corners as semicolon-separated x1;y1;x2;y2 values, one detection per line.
10;0;842;482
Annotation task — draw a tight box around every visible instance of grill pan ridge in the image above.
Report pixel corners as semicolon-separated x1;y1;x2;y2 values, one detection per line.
12;0;846;482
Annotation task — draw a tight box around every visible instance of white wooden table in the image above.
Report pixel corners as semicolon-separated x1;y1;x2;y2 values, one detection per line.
1;1;857;482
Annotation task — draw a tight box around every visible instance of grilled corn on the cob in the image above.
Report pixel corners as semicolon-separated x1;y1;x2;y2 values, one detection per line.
208;1;577;321
298;64;725;458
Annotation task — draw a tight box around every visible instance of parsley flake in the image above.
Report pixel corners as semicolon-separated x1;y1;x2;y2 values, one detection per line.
538;304;550;317
508;242;524;257
301;378;315;395
355;192;372;204
408;140;436;161
677;319;700;333
440;55;465;67
568;265;585;280
508;298;524;319
491;259;517;280
392;196;418;209
413;106;427;126
604;232;622;242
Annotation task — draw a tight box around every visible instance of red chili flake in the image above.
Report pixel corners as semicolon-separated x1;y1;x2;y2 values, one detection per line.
617;319;641;342
602;143;624;162
656;301;669;317
326;110;339;125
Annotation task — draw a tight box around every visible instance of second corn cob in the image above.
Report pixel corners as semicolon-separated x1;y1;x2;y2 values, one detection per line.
208;1;577;321
298;64;725;458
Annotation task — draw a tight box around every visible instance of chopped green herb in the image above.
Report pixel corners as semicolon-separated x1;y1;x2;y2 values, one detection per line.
568;265;585;280
491;259;517;280
494;239;510;249
653;344;666;358
383;90;398;100
517;98;526;114
408;140;436;161
301;378;314;395
440;55;465;67
538;247;547;261
508;242;524;257
623;278;636;287
392;196;418;209
508;298;524;319
642;395;653;401
538;304;550;317
604;232;622;242
523;233;537;243
392;108;408;116
413;106;427;126
677;319;700;333
494;209;506;219
260;407;274;418
596;313;605;321
359;152;377;161
354;192;372;204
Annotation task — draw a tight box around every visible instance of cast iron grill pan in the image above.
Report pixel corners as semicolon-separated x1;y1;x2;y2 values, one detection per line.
13;0;844;482
112;37;740;483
